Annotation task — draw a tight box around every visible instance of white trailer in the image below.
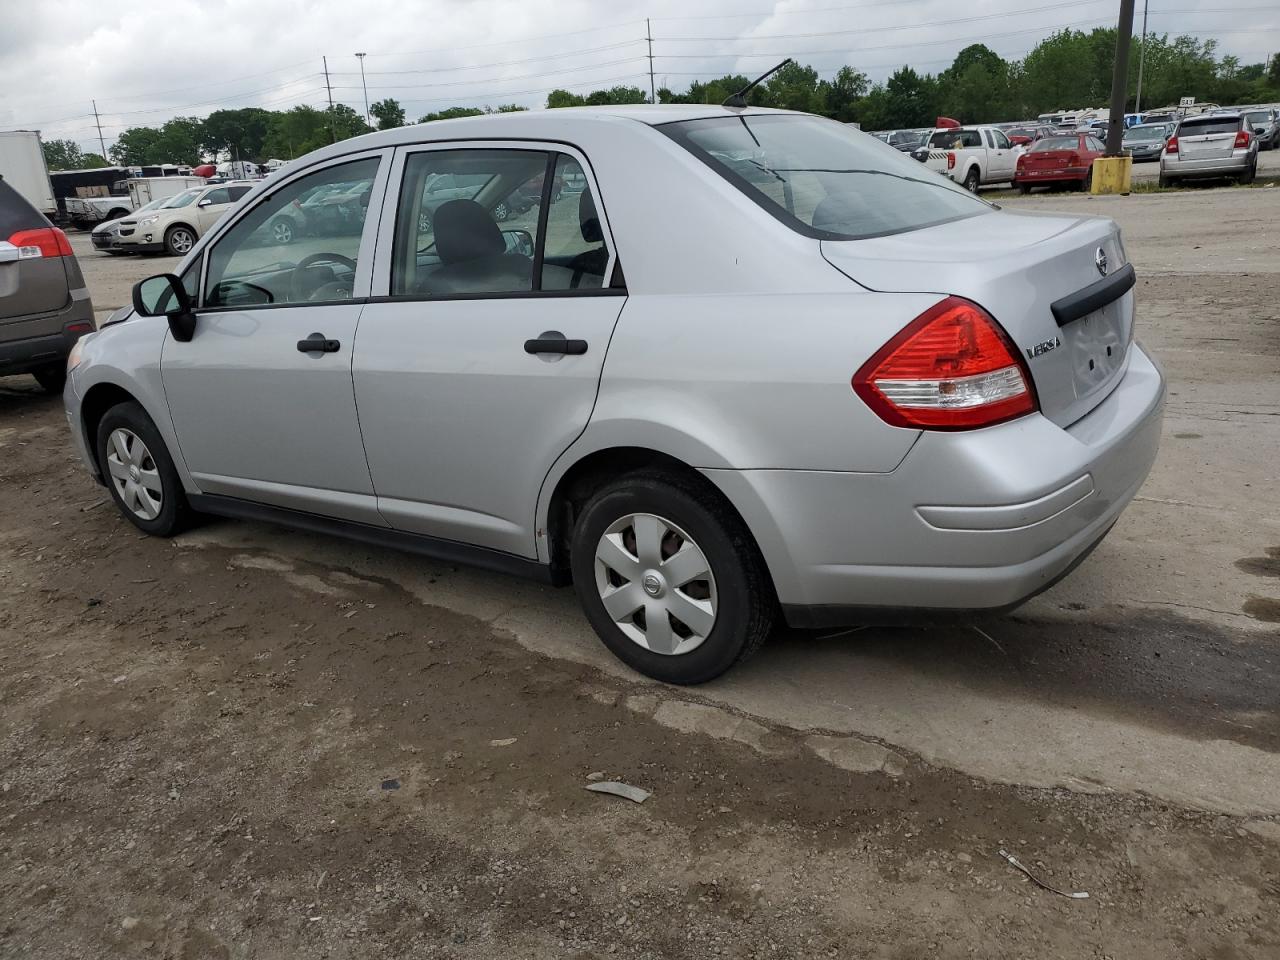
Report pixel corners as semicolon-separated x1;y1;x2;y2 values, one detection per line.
65;175;205;225
0;130;57;217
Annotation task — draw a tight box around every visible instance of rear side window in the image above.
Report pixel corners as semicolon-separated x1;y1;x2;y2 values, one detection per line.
662;115;988;241
0;179;47;236
1179;117;1240;136
228;185;253;201
1086;137;1106;152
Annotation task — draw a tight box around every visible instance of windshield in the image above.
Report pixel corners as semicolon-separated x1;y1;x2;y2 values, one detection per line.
1126;125;1166;140
1032;137;1080;152
135;197;168;213
660;114;989;241
888;129;924;146
162;189;202;209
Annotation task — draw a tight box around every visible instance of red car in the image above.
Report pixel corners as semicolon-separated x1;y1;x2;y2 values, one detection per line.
1014;133;1106;193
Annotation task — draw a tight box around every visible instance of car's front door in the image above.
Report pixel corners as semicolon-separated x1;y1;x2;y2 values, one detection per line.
161;152;390;523
987;129;1016;180
194;184;252;234
353;144;626;557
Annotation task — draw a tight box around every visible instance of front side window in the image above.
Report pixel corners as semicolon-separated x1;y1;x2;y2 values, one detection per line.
201;188;231;206
203;157;379;308
662;114;988;241
392;148;548;297
992;130;1012;150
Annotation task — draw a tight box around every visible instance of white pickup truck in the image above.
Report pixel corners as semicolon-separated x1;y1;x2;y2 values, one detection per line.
65;175;205;226
915;125;1024;192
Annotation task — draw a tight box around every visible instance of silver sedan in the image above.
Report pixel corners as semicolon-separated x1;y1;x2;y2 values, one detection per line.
63;105;1164;683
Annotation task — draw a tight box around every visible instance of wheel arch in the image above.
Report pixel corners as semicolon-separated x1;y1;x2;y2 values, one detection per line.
539;442;781;598
79;381;143;478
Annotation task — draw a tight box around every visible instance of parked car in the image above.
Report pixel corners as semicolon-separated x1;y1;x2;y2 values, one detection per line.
64;106;1164;684
1014;133;1105;193
1121;122;1172;162
91;196;171;254
267;178;375;244
1239;107;1280;150
919;125;1024;191
0;176;94;392
886;128;930;152
1004;125;1055;147
114;182;255;256
1160;113;1259;187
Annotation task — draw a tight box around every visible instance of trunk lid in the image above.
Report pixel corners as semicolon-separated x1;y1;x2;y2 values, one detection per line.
1179;130;1236;160
821;207;1133;428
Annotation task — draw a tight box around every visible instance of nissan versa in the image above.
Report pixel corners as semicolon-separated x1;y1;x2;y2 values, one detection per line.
63;106;1165;684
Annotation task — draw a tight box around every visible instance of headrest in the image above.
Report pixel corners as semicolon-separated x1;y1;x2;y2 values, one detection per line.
579;189;602;243
433;199;504;264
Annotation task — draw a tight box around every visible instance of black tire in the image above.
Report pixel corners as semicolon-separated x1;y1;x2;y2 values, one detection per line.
270;216;296;244
163;225;197;257
570;472;776;685
1080;167;1093;192
1158;173;1172;188
1238;161;1256;186
962;168;980;192
32;365;66;393
107;208;130;221
1016;182;1031;195
96;401;191;538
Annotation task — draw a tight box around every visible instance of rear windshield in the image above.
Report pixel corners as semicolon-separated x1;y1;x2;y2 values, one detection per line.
1126;125;1166;140
1179;117;1240;135
0;178;47;235
1032;137;1080;152
660;114;988;241
928;129;982;148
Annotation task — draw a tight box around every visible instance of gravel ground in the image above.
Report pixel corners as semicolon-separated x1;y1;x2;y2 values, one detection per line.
1;187;1279;959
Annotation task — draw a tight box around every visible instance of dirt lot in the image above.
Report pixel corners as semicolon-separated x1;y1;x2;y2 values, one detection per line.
2;188;1279;959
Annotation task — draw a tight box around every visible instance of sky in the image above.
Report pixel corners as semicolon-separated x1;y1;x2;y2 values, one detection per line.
0;0;1275;153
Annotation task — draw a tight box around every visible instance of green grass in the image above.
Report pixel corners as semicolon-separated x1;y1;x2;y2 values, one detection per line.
991;173;1279;200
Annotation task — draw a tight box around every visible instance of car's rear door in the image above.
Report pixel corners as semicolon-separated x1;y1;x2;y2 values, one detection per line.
0;179;70;327
1177;116;1240;160
161;150;392;522
353;141;626;558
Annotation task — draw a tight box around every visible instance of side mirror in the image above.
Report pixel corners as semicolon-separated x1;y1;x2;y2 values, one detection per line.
502;229;534;258
198;198;213;207
132;273;197;342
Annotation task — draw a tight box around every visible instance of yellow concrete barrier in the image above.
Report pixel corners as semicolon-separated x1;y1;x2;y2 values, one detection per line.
1091;156;1132;195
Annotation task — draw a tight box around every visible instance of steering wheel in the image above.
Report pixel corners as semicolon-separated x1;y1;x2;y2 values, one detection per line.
291;252;357;301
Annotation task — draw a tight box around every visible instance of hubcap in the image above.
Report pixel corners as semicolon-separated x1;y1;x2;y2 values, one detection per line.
594;513;717;656
105;428;163;521
273;222;292;242
171;230;193;253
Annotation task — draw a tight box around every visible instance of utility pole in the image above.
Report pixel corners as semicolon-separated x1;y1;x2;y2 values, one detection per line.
1137;0;1151;110
1104;0;1136;157
91;99;108;161
322;56;337;143
646;19;657;105
355;52;371;127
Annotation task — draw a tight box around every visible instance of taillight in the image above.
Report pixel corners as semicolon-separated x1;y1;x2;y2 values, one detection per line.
1165;136;1178;154
1068;152;1081;167
1234;129;1251;148
946;151;956;169
7;227;74;259
852;296;1037;430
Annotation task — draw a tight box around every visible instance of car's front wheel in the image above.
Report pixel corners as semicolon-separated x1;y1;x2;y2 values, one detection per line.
271;217;295;244
164;225;196;257
96;401;191;537
962;168;980;192
570;473;775;684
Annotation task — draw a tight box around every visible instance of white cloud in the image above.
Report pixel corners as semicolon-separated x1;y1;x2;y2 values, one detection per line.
0;0;1272;151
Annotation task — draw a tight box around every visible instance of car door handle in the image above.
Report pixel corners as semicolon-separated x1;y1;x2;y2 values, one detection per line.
524;336;587;356
297;333;341;354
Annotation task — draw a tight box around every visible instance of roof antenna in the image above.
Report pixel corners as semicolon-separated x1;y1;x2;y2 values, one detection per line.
722;58;793;108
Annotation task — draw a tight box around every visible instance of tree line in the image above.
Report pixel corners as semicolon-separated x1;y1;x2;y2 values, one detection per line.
43;28;1280;171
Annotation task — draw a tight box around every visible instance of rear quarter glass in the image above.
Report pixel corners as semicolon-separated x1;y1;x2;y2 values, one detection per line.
0;179;50;235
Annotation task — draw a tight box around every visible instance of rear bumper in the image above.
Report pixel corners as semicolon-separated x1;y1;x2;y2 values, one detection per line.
705;344;1165;623
1015;166;1089;182
0;301;96;376
1160;151;1253;178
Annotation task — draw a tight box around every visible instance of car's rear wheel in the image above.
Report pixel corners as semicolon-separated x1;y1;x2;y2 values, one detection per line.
164;225;196;257
962;168;980;192
271;217;295;244
32;365;66;393
1016;182;1031;195
96;401;190;537
1158;173;1173;188
1238;161;1256;185
570;473;775;685
1080;167;1093;192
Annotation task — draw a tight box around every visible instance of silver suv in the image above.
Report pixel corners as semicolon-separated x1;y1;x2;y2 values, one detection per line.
1159;113;1259;186
63;107;1165;684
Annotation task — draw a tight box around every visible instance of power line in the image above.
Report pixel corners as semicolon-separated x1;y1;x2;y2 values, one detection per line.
370;20;644;59
327;40;644;77
331;57;649;93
